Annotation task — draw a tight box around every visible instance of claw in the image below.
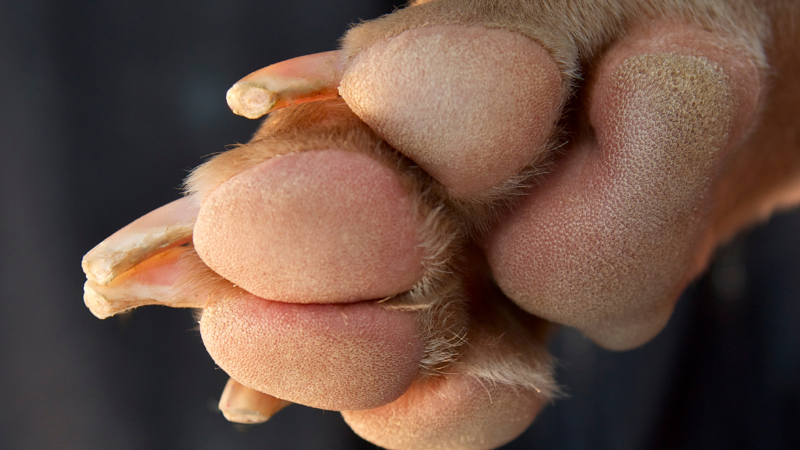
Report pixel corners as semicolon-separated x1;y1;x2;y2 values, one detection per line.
82;197;198;286
83;245;208;319
82;196;208;319
219;378;291;424
226;51;343;119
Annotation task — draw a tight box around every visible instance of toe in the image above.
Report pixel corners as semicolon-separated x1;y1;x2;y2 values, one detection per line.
200;293;424;411
342;275;557;450
193;149;423;303
343;374;545;450
487;22;762;350
340;24;563;197
187;100;468;409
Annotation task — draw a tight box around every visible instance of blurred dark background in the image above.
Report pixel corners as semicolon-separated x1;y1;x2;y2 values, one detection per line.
1;1;798;449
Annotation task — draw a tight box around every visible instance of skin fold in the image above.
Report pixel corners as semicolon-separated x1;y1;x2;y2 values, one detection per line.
82;0;800;449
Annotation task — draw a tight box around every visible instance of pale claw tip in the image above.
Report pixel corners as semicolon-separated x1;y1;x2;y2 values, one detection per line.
81;254;116;287
226;82;278;119
83;281;147;319
221;409;272;424
219;378;291;424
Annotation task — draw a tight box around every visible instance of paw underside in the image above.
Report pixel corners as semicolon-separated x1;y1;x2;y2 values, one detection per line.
82;0;766;449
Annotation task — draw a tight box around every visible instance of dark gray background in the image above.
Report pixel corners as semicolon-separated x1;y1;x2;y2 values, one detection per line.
1;1;798;449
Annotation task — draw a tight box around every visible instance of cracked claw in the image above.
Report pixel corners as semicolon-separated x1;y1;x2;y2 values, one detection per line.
81;197;213;319
82;197;198;286
83;245;208;319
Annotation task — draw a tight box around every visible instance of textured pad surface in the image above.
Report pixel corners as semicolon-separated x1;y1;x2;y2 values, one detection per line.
201;293;424;411
194;149;423;303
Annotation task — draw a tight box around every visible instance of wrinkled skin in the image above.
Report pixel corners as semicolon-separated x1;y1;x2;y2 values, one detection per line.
83;0;800;449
